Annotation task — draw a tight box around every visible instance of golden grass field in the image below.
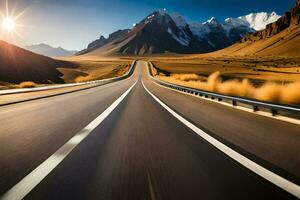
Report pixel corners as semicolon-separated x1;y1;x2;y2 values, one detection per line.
60;54;300;105
59;55;132;83
149;55;300;84
1;51;300;105
147;55;300;105
0;55;132;89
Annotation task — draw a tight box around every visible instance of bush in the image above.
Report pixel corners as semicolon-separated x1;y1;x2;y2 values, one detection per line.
75;75;93;83
156;71;300;105
18;81;37;88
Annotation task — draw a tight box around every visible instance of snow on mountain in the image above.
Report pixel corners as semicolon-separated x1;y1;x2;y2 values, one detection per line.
206;17;220;25
224;17;249;28
238;12;281;31
80;10;281;55
146;10;191;46
190;12;280;40
167;27;190;46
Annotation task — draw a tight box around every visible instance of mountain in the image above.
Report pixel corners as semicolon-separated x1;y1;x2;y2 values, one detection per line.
212;0;300;57
77;9;272;55
79;10;213;55
0;40;74;84
77;29;130;55
79;10;280;55
230;12;281;31
189;12;280;50
24;43;77;57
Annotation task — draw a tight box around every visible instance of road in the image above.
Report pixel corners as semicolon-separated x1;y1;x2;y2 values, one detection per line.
0;61;299;199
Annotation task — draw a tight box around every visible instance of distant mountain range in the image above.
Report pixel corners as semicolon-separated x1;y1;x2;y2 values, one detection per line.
78;10;280;55
24;43;77;57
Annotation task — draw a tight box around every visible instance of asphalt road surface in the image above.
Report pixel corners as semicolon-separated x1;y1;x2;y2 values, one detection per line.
0;61;299;200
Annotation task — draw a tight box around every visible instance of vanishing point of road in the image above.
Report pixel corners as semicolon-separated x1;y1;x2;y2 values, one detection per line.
0;61;300;200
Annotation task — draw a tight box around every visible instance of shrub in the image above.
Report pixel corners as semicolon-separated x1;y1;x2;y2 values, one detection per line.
18;81;37;88
75;75;93;83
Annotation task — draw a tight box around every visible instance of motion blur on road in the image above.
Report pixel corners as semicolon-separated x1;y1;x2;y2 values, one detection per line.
0;61;299;200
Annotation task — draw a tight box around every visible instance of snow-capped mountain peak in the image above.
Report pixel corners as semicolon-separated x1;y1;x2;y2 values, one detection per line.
206;17;220;25
238;12;280;31
142;10;172;26
190;12;280;40
224;17;249;27
80;10;281;55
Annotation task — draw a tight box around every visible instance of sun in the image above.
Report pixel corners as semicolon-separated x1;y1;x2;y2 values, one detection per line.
2;17;15;31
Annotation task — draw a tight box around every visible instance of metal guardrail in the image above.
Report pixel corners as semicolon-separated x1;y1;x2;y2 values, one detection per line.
0;60;136;96
147;62;300;118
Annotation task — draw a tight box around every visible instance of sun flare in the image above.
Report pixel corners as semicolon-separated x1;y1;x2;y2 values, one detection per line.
2;17;15;31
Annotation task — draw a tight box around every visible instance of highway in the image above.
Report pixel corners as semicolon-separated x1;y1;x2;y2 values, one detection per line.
0;61;299;199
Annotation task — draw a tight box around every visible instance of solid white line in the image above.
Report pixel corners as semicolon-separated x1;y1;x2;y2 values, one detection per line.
142;80;300;199
1;81;137;200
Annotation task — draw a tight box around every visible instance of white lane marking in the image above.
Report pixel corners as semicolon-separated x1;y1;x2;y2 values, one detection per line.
1;81;137;200
142;80;300;199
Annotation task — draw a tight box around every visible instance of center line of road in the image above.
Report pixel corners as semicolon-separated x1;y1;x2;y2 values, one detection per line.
1;81;137;200
142;80;300;199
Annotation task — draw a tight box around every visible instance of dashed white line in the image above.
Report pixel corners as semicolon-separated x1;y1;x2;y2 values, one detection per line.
1;81;137;200
142;80;300;199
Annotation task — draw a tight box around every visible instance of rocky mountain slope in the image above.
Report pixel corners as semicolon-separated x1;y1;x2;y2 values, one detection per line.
0;40;74;84
212;0;300;56
241;0;299;42
77;29;130;55
189;12;280;49
79;10;279;55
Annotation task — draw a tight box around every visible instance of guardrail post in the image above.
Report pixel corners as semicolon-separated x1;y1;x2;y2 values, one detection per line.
218;98;222;102
271;109;278;116
253;105;259;112
232;101;237;106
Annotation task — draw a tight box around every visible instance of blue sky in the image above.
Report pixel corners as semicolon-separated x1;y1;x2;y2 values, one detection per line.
0;0;296;50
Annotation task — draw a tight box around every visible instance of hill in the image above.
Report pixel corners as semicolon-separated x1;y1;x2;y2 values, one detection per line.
0;40;74;84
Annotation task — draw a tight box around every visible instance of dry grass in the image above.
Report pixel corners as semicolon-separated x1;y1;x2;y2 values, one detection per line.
254;83;282;102
18;81;37;88
59;56;132;83
172;74;201;81
75;75;94;83
73;63;130;83
151;56;300;84
218;79;255;97
279;82;300;104
156;71;300;105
